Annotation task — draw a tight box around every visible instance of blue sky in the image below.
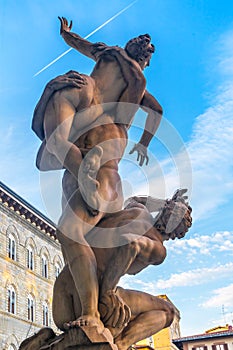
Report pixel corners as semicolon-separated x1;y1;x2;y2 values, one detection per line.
1;0;233;337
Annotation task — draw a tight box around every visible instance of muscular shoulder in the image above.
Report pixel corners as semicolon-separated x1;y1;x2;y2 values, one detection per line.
91;42;109;60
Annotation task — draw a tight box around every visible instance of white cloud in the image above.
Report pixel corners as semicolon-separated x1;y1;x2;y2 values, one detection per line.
119;275;161;295
132;29;233;222
155;263;233;289
202;284;233;308
166;231;233;257
119;263;233;293
186;93;233;219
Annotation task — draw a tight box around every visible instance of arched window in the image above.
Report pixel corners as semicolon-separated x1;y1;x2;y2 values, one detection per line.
8;234;16;260
8;345;17;350
55;262;61;278
42;302;49;326
7;286;16;314
27;295;34;322
42;254;48;278
27;246;34;270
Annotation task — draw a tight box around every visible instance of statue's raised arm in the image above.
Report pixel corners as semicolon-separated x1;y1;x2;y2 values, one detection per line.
59;16;107;61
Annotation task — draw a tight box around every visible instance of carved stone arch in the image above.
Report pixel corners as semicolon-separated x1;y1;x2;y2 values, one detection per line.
25;237;37;271
7;345;17;350
40;247;50;279
27;292;36;323
6;281;18;293
6;224;20;242
27;286;37;299
25;236;37;253
6;283;18;314
39;246;51;262
53;254;63;266
42;299;50;326
53;254;64;278
5;334;19;350
6;225;19;261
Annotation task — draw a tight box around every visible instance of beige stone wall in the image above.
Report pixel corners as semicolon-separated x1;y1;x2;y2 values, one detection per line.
0;202;63;349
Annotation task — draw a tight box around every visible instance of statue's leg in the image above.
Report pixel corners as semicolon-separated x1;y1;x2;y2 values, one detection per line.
52;265;81;331
36;140;64;171
42;78;97;175
115;288;175;350
56;166;123;328
56;192;107;330
78;145;103;214
43;88;84;178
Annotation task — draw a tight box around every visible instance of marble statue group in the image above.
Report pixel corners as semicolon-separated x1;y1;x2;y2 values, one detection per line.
19;17;192;350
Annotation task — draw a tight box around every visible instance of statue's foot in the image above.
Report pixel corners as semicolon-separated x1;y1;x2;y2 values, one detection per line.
64;315;105;331
63;316;116;345
79;146;103;214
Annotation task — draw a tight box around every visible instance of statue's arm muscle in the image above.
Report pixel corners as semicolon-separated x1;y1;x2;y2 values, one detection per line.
61;30;97;60
139;90;163;147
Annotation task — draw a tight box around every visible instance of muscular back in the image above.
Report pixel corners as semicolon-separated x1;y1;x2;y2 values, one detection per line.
88;205;164;277
75;115;128;169
91;54;128;104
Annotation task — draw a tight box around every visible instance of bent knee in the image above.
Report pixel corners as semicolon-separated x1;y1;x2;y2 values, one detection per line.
46;128;70;154
164;303;175;327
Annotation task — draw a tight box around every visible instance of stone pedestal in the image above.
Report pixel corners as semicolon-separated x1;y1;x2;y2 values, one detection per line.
19;326;118;350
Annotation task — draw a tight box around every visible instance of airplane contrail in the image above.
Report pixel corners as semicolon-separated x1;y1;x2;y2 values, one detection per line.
34;0;138;77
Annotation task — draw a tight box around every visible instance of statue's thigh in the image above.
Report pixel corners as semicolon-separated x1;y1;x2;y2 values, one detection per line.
116;287;171;316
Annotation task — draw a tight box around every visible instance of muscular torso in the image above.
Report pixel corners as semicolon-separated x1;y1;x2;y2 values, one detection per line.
91;54;128;104
74;115;128;168
88;206;164;277
62;116;128;205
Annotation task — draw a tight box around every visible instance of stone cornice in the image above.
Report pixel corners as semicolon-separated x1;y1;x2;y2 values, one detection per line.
0;181;56;240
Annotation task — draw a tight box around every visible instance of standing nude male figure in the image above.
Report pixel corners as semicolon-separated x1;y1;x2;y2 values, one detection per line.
32;17;163;333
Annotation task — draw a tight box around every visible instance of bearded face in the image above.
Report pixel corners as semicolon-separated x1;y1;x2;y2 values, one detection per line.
125;34;155;69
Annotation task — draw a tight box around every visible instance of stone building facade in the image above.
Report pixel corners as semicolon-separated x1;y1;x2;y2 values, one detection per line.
173;325;233;350
0;181;63;350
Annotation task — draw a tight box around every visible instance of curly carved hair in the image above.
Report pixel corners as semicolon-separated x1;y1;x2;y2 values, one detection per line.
125;35;155;64
154;199;192;240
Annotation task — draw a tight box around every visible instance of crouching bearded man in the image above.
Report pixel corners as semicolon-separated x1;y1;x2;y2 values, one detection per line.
19;190;192;350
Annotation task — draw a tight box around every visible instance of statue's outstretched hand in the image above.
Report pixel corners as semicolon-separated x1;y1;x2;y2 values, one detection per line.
129;143;149;166
58;16;72;34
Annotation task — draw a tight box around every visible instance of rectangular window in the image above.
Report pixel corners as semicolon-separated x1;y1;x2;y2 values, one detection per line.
55;265;60;278
43;305;49;326
8;237;16;260
214;345;228;350
7;289;11;312
42;257;48;278
27;249;34;270
12;291;15;314
8;289;15;314
28;298;34;322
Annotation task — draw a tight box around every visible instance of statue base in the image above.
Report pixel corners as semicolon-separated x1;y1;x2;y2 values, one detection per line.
19;326;118;350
